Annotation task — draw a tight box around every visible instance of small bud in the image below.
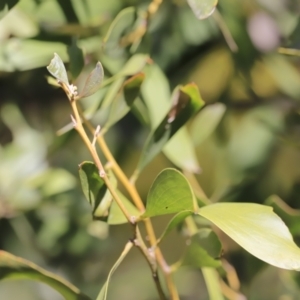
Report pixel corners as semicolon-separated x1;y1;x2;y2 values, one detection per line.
70;114;77;127
68;84;78;97
99;169;106;178
92;125;101;147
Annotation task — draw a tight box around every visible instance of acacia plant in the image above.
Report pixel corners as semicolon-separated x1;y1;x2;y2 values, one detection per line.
1;0;300;300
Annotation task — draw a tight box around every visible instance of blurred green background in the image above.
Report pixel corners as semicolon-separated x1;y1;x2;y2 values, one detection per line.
1;0;300;299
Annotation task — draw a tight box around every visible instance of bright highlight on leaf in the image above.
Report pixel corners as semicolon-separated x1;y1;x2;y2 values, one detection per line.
47;53;69;88
0;250;91;300
199;203;300;271
187;0;218;20
143;168;196;218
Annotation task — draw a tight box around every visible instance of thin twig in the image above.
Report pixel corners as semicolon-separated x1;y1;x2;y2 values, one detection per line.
79;109;180;300
213;9;238;53
69;99;134;225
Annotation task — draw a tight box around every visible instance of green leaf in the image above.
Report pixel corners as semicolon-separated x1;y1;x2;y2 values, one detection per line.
264;55;300;99
78;62;104;98
142;168;196;218
47;53;69;88
202;268;225;300
163;127;201;173
130;97;150;126
100;54;149;110
0;250;91;300
141;63;201;172
187;0;218;20
183;229;222;269
157;211;193;244
141;63;171;129
96;242;133;300
78;162;110;218
103;7;136;57
199;203;300;270
108;191;140;225
137;83;205;172
191;103;226;145
0;0;19;20
118;54;149;77
67;38;84;80
104;72;145;131
123;73;145;105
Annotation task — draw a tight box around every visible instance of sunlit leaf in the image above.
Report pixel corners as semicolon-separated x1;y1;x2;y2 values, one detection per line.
47;53;69;87
78;161;110;219
96;242;133;300
157;211;193;244
199;203;300;270
142;168;196;218
0;250;91;300
187;0;218;20
137;83;205;173
108;191;140;225
191;103;226;145
183;229;222;268
141;63;170;128
78;62;104;98
163;127;201;173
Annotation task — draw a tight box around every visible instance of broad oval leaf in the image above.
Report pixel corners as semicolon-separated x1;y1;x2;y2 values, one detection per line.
0;250;91;300
187;0;218;20
199;203;300;270
78;62;104;98
78;161;110;219
183;229;222;268
191;103;226;145
163;127;201;173
143;168;196;218
47;53;69;87
108;191;140;225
